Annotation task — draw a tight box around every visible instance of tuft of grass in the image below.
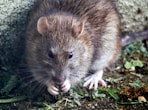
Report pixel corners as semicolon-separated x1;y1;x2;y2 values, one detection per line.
0;96;26;104
0;75;18;95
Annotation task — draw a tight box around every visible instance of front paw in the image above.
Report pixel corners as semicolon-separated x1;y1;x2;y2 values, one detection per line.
83;70;107;90
61;79;71;93
47;83;59;96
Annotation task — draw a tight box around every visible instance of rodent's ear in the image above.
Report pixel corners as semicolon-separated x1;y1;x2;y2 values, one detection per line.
37;17;50;35
72;19;84;37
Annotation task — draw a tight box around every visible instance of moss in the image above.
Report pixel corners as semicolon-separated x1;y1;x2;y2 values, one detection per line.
115;0;148;33
0;0;35;67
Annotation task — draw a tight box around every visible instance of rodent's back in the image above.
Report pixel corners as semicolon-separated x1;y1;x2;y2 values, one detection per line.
27;0;118;36
27;0;120;56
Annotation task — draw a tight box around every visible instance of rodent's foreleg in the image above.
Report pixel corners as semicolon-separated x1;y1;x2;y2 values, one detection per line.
61;79;71;93
46;79;71;95
83;70;107;90
46;83;59;95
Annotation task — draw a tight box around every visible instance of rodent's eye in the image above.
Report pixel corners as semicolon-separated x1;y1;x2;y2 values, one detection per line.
48;51;54;58
68;52;73;59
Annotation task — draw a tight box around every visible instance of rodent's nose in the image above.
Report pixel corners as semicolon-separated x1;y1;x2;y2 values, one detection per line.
52;75;66;85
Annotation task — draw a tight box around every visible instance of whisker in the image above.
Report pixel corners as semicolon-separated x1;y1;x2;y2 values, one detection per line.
29;77;47;94
19;67;43;73
21;78;37;88
35;80;46;94
19;74;33;81
16;64;50;95
70;74;80;77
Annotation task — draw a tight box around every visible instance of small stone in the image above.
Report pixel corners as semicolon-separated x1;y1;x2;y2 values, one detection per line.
87;103;92;107
138;96;147;103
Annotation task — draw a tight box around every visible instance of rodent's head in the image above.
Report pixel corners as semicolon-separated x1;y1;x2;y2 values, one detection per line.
29;13;94;87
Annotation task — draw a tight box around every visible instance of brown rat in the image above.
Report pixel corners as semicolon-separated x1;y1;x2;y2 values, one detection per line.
26;0;121;95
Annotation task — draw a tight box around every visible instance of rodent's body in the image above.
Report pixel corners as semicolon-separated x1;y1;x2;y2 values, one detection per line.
26;0;121;95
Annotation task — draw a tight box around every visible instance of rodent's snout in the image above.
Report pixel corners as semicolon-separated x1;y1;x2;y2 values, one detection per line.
52;75;66;85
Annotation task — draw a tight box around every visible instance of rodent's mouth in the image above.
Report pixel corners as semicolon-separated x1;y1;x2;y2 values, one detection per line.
52;76;67;85
50;80;64;86
55;81;65;86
